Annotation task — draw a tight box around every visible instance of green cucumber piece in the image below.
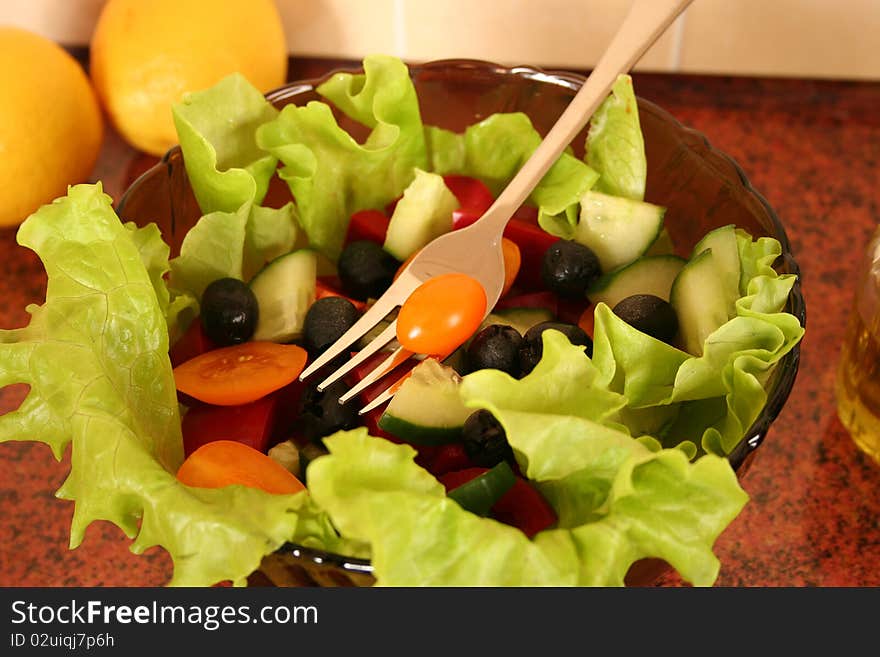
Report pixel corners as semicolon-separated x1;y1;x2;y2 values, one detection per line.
692;224;741;319
448;462;516;516
383;168;458;261
669;249;729;356
249;249;317;342
587;254;686;309
378;358;472;445
574;190;666;272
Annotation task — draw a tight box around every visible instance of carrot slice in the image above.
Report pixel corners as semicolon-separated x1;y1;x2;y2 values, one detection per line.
501;237;521;298
174;341;308;406
177;440;306;495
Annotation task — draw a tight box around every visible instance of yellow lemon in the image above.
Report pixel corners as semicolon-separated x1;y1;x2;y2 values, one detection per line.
90;0;288;156
0;28;103;228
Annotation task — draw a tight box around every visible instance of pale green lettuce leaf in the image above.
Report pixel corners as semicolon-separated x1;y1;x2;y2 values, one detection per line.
427;113;599;229
585;74;647;201
257;54;428;260
308;426;747;586
168;200;297;303
0;184;341;586
173;73;280;214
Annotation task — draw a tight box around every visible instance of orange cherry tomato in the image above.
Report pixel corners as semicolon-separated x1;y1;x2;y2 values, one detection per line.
397;273;487;355
177;440;306;495
500;237;521;298
174;341;308;406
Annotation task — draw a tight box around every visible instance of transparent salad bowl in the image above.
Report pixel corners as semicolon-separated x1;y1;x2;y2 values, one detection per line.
117;59;806;587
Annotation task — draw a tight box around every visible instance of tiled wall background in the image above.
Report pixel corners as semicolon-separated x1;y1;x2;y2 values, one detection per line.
2;0;878;80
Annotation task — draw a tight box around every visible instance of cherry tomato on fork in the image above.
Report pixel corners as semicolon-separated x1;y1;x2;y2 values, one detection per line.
396;273;487;356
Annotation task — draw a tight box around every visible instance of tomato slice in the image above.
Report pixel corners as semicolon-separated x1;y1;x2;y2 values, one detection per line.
177;440;305;495
174;342;308;406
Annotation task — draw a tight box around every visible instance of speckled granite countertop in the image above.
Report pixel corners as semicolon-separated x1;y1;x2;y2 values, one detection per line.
0;58;878;587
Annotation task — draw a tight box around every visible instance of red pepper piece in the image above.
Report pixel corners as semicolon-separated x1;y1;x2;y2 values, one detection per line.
444;175;495;230
502;219;559;291
182;394;280;458
439;467;557;538
494;290;558;315
170;320;216;368
426;443;474;477
346;209;390;245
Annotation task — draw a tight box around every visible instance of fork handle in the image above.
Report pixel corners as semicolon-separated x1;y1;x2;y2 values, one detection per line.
470;0;692;239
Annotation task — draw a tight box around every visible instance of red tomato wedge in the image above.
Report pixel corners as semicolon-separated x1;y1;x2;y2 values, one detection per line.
174;342;308;406
439;467;556;538
177;440;305;495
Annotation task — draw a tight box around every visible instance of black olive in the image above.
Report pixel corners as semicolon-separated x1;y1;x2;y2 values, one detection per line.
518;321;592;376
200;277;259;346
462;409;514;468
612;294;679;344
298;380;360;443
303;296;361;356
337;240;401;301
541;240;602;299
466;324;524;377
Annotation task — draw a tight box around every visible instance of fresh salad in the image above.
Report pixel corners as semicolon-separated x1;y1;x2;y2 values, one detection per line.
0;55;804;586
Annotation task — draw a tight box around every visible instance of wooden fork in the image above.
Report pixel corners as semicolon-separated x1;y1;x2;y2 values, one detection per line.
299;0;694;413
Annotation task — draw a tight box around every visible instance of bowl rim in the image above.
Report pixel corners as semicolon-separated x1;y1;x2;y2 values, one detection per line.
118;58;806;583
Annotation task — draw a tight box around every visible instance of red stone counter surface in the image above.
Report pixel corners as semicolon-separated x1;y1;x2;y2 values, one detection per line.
1;58;878;587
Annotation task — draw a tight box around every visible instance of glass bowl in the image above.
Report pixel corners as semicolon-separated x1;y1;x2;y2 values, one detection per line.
117;59;806;587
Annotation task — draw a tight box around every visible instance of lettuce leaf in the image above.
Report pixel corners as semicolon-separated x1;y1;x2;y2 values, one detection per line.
168;200;297;303
173;73;280;214
585;74;647;201
426;113;599;229
0;184;341;586
308;425;747;586
590;231;805;455
257;54;428;260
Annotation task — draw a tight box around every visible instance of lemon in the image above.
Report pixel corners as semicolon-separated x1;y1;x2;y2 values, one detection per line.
0;28;103;228
90;0;288;156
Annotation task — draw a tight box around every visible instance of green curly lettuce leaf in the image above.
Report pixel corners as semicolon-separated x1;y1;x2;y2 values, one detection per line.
173;73;280;214
426;112;599;229
307;422;747;586
0;184;341;586
256;54;428;260
585;74;647;201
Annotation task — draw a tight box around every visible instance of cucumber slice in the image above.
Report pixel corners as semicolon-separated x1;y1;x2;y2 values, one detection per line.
483;307;555;336
587;254;685;309
249;249;317;342
574;191;666;272
448;462;516;517
692;224;741;318
383;169;459;261
669;249;729;356
378;358;473;445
